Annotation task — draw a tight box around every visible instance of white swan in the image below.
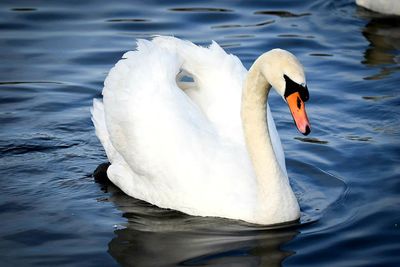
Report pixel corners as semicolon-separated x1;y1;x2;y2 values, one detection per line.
356;0;400;16
91;36;311;225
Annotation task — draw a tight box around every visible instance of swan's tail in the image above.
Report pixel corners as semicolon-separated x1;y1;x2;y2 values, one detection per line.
91;99;118;163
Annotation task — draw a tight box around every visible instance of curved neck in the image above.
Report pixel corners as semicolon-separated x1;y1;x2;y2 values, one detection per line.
241;59;285;187
241;56;298;223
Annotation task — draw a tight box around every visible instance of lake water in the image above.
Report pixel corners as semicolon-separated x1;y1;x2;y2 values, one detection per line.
0;0;399;266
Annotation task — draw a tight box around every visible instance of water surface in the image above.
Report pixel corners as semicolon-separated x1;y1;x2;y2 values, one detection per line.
0;0;399;266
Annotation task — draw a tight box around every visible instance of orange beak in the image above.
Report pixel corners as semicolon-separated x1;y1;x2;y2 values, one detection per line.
286;92;311;135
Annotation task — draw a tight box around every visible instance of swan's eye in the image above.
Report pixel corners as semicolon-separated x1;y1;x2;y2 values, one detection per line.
283;74;309;102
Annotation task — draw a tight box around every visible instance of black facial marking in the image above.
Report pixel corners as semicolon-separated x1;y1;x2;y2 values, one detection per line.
284;74;309;101
297;96;301;109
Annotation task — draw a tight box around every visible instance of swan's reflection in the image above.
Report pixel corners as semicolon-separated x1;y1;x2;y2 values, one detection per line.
94;164;298;267
356;8;400;80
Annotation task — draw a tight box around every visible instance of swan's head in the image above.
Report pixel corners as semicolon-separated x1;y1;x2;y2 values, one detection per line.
260;49;311;135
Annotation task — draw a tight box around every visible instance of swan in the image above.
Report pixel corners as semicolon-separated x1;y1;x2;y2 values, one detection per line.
356;0;400;16
91;36;311;225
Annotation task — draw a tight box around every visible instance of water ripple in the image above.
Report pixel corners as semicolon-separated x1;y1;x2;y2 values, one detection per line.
169;7;233;13
254;10;311;17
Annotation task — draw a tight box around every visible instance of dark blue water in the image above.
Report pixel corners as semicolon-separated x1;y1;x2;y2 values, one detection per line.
1;0;399;266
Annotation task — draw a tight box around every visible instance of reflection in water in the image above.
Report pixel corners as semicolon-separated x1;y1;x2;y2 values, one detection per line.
108;187;298;267
357;9;400;80
94;164;298;267
109;223;296;266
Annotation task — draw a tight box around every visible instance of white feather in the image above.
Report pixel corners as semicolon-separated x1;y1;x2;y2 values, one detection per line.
356;0;400;16
92;36;302;224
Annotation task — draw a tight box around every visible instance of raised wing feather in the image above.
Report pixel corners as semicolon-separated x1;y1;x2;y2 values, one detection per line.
97;39;256;217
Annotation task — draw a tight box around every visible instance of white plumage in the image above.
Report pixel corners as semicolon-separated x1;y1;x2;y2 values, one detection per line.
92;36;306;225
356;0;400;16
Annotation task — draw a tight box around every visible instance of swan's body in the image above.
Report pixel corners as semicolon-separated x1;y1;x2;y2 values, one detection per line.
92;36;310;225
356;0;400;16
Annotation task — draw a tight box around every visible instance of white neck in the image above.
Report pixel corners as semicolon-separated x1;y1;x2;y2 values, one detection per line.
241;53;300;224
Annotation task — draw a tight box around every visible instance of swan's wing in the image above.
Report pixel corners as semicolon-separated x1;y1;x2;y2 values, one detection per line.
153;36;247;144
91;99;148;197
91;98;118;162
99;39;256;217
153;37;287;174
